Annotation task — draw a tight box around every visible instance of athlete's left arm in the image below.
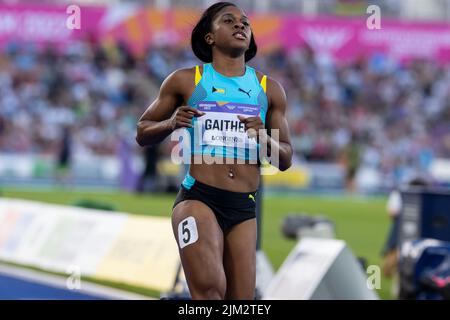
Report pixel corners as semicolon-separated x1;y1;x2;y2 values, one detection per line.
263;77;293;171
238;77;293;171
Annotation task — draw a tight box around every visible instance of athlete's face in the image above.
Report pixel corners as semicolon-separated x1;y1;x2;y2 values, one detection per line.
206;6;252;55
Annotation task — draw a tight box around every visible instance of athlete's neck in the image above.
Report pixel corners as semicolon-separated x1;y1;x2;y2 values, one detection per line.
211;54;246;77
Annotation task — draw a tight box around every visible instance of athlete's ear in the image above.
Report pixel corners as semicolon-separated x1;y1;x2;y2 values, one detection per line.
205;33;214;46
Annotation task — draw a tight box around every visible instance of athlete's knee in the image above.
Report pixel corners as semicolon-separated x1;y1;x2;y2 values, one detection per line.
196;286;225;300
191;275;226;300
225;289;255;300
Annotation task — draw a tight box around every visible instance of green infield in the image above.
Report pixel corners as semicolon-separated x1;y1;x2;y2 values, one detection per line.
2;188;393;299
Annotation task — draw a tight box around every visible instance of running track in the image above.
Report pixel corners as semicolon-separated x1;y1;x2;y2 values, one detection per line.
0;264;149;300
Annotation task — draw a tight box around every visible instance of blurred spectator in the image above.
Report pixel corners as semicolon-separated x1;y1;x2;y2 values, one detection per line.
341;132;362;192
54;125;73;185
135;145;160;193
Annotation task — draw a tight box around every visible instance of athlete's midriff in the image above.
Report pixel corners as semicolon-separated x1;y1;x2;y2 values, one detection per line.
186;99;262;192
189;160;260;193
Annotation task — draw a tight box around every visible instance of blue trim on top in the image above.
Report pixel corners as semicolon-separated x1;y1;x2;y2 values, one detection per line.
182;173;196;190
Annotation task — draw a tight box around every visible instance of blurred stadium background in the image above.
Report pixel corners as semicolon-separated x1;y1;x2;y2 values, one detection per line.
1;0;450;300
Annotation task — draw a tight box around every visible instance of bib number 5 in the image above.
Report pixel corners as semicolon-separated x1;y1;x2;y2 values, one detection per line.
178;217;198;249
182;220;190;243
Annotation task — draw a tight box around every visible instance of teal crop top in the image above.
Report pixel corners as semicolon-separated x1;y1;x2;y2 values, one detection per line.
184;63;269;162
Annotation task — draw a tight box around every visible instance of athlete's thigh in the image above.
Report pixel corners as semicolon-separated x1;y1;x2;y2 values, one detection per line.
172;200;225;292
223;218;257;299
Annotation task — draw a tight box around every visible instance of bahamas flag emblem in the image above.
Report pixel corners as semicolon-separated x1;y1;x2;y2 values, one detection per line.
212;86;225;94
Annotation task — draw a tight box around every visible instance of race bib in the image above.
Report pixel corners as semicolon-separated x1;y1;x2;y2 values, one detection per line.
197;101;260;149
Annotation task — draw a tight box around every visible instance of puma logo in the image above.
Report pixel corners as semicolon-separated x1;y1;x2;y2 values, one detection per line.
248;194;255;202
238;88;251;98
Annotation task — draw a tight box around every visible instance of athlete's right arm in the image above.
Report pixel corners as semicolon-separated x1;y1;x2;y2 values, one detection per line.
136;70;204;147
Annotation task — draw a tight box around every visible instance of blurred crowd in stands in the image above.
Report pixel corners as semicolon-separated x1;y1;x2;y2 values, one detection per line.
1;39;449;187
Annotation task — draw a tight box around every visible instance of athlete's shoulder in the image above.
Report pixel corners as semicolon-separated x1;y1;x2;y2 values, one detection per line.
161;66;203;93
175;65;205;77
254;70;286;99
165;67;195;84
266;76;286;96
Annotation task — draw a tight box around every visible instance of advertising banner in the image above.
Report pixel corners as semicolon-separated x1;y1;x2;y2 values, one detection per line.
0;199;179;293
0;4;106;45
2;4;450;62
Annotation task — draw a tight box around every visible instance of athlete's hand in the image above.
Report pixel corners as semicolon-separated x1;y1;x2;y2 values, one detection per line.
237;115;267;143
169;106;204;130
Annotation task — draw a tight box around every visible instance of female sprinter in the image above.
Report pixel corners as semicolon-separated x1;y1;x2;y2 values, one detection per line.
136;2;292;300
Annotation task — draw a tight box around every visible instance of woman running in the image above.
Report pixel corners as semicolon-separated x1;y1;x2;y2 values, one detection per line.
136;2;292;300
